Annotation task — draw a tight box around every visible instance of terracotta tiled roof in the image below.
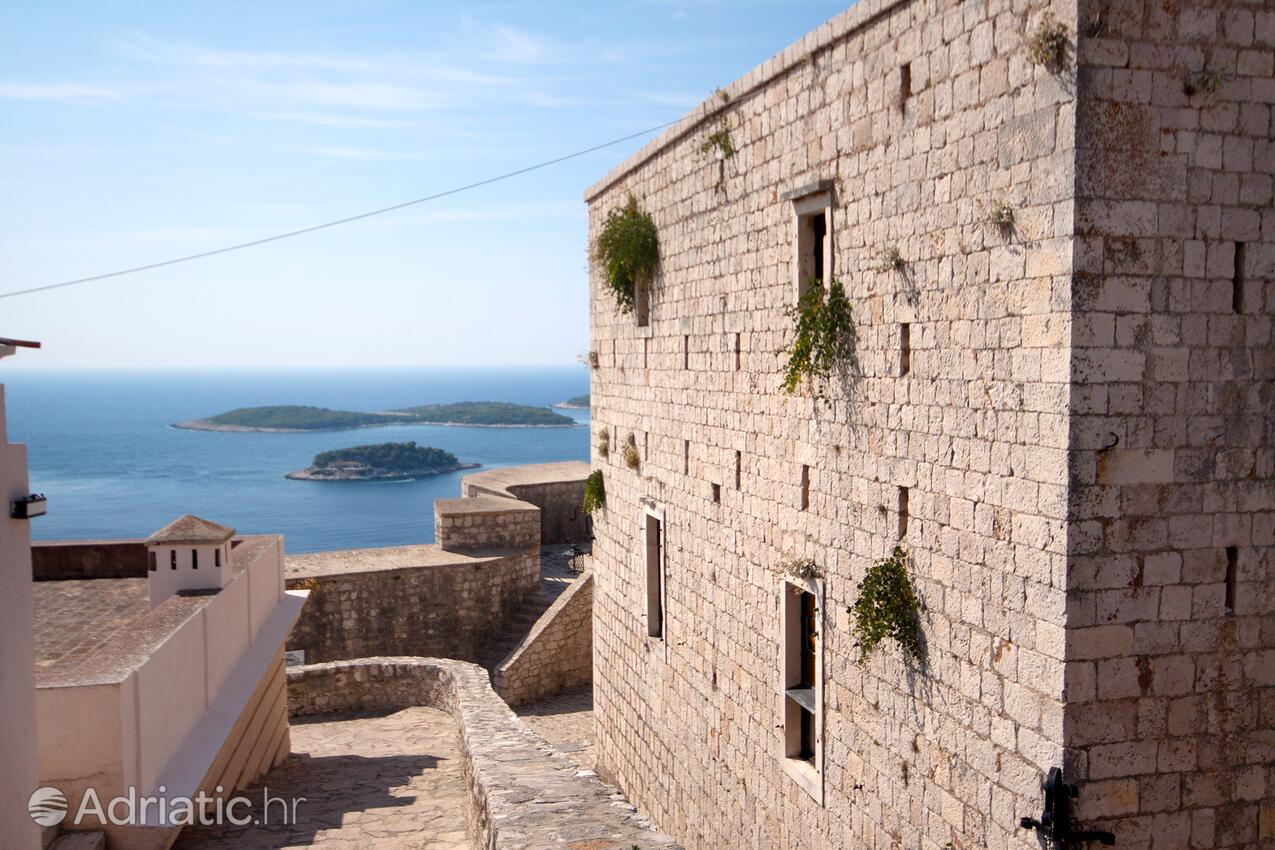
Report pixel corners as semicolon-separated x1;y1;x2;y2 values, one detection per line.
146;514;234;545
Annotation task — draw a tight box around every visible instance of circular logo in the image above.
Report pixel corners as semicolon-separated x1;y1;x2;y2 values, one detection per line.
28;786;68;827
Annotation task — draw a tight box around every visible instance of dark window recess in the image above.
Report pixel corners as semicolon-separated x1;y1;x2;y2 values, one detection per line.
683;440;690;474
643;337;649;370
900;323;911;376
684;335;690;369
215;548;221;568
811;214;827;283
711;483;721;503
1233;242;1247;314
898;486;910;540
170;550;177;570
1225;546;1238;615
191;548;198;569
149;551;157;572
800;465;811;511
796;590;818;761
735;450;742;489
900;62;912;104
734;332;742;370
645;514;664;638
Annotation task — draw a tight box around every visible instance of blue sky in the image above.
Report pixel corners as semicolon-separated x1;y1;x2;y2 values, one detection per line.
2;1;846;369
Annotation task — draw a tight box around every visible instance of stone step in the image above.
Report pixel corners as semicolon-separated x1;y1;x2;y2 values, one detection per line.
48;833;106;850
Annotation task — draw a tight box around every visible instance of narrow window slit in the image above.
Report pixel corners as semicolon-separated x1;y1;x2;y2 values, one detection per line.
734;332;742;370
898;486;910;540
1225;546;1238;615
1233;242;1247;314
899;63;912;105
645;513;664;638
900;323;911;376
191;548;198;569
684;335;690;370
683;440;690;475
711;483;721;503
735;450;742;489
800;465;810;511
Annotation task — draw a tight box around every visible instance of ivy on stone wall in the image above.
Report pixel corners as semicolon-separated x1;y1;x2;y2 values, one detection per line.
849;546;921;663
593;194;659;313
781;278;855;401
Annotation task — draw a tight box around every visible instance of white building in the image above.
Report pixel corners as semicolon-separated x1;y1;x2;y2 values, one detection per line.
146;515;236;607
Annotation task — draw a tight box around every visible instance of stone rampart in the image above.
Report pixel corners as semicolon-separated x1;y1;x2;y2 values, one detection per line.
494;572;594;706
287;657;681;850
32;540;148;581
461;461;592;544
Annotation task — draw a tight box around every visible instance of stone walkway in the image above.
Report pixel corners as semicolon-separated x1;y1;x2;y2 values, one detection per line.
513;684;596;772
174;706;469;849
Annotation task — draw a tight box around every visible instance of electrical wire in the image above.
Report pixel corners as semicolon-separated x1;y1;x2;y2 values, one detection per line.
0;118;679;301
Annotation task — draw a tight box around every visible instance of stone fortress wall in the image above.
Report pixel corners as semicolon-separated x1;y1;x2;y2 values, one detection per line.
584;1;1272;849
461;461;592;544
284;463;594;671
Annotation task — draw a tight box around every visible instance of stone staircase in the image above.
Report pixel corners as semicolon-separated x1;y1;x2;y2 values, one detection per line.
477;546;584;672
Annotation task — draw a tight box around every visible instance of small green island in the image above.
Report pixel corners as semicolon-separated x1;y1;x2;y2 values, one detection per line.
286;441;479;481
174;401;578;432
552;393;590;409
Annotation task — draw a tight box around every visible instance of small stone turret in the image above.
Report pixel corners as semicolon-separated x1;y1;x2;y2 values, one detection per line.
145;514;234;608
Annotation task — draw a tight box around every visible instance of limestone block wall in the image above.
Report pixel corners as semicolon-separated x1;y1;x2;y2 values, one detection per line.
436;496;541;552
585;1;1078;848
287;657;682;850
495;572;594;706
285;548;538;664
461;461;593;544
1064;2;1275;846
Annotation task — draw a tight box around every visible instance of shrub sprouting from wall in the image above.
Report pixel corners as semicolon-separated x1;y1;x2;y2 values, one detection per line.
582;470;606;515
1026;12;1070;71
592;194;659;313
849;546;921;663
597;427;610;460
622;433;640;471
782;278;855;401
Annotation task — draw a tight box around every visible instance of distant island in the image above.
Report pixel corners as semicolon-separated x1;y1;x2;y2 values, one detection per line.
174;401;578;432
286;441;479;481
552;393;590;409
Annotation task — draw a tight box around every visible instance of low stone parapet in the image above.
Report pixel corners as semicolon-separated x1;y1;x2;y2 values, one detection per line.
495;572;594;706
288;657;680;850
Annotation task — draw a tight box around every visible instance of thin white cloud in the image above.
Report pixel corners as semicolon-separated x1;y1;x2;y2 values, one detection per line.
0;83;121;101
294;145;420;160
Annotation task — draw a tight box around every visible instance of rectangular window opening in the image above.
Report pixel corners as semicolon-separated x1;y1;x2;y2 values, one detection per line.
734;332;742;370
683;335;690;370
643;337;649;370
1225;546;1238;615
900;323;911;376
898;486;910;540
711;483;721;503
793;192;833;303
735;450;742;489
899;62;912;106
149;551;157;572
800;465;810;511
215;548;222;568
781;576;823;802
683;439;690;475
1233;242;1247;314
645;512;664;638
191;548;198;569
170;550;177;570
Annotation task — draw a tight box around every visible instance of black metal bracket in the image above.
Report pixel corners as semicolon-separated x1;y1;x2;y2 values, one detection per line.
1019;767;1115;848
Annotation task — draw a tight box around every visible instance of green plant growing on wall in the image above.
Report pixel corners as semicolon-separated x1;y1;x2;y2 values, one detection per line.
781;278;855;401
622;433;640;471
987;198;1016;230
780;557;822;581
849;546;921;663
700;118;735;160
592;194;659;313
597;427;611;459
582;470;606;514
1026;12;1070;70
1185;65;1226;97
873;245;906;272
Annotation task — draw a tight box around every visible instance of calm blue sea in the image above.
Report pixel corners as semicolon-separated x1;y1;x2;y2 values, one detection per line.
3;367;589;553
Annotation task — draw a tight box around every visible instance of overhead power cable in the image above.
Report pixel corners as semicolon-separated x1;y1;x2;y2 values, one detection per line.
0;118;679;301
